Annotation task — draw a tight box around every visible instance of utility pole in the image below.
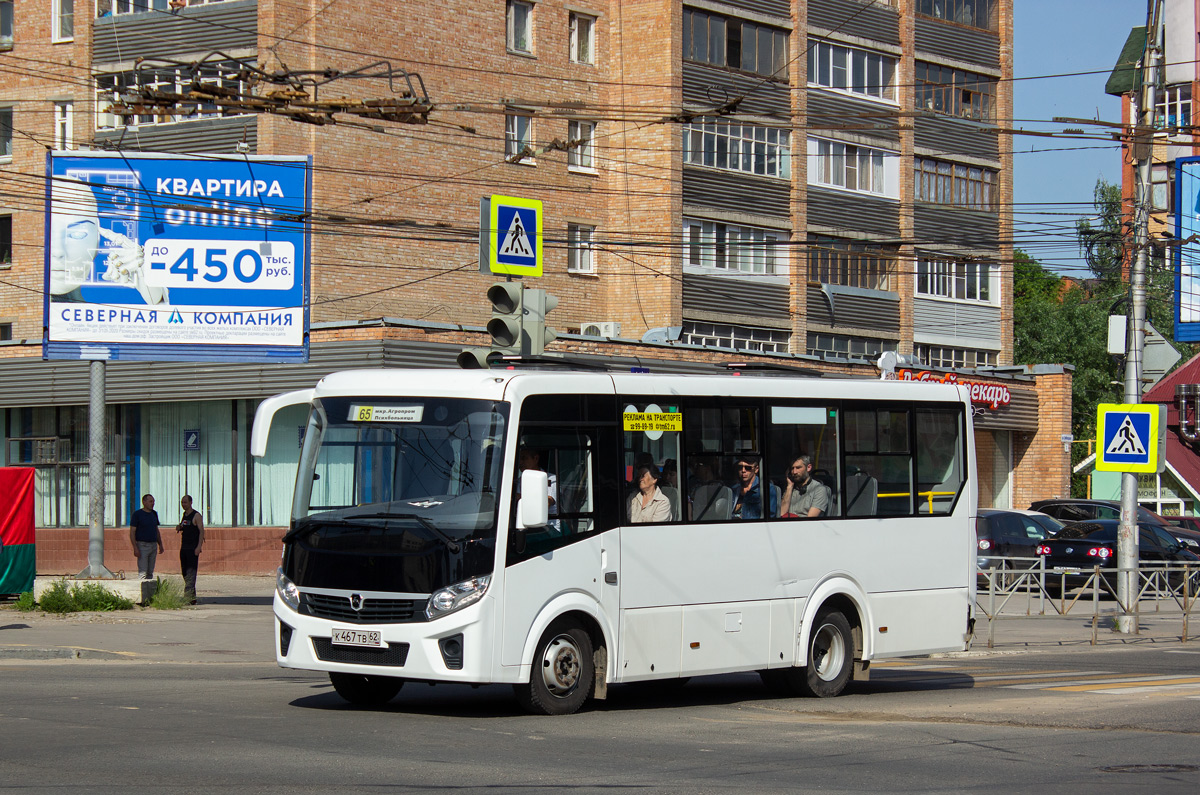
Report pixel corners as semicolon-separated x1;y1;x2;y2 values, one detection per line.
1117;0;1164;633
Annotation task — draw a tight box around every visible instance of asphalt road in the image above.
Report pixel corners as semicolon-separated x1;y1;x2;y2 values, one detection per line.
3;646;1200;794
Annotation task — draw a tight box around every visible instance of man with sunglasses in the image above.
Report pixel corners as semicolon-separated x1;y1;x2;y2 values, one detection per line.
731;454;777;519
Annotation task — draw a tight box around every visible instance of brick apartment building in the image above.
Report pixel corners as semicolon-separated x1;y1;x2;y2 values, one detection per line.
0;0;1073;573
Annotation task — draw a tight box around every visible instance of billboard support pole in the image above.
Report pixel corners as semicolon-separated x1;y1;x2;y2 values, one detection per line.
78;359;113;579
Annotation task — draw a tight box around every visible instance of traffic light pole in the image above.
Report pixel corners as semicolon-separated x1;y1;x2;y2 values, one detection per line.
1116;0;1162;634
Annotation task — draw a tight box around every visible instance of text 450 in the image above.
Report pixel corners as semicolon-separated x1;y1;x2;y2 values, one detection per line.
145;240;295;290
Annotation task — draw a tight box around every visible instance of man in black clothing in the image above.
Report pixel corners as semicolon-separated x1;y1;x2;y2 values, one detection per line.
176;495;205;604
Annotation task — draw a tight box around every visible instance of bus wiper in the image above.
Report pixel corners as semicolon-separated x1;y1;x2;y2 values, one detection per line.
390;513;462;553
282;516;384;542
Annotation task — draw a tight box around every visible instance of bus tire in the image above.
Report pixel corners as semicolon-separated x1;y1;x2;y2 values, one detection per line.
328;672;404;706
515;621;595;715
799;609;853;698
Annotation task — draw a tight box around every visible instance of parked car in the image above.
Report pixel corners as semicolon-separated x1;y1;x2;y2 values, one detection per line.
1030;498;1167;525
1171;516;1200;534
1029;499;1200;553
977;508;1065;574
1036;519;1200;597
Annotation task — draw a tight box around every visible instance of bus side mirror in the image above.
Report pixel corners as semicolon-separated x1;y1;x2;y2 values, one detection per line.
517;469;549;529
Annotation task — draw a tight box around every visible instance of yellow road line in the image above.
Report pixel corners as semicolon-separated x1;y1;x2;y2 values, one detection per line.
1045;676;1200;692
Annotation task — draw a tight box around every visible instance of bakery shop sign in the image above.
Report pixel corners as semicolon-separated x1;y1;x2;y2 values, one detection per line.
897;370;1011;410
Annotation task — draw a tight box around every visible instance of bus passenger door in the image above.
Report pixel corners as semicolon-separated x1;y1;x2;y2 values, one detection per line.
500;412;622;670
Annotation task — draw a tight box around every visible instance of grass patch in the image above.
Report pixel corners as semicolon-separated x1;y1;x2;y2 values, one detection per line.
148;577;190;610
37;579;135;613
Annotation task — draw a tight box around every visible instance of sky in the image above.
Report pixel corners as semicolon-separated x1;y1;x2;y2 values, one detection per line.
1012;0;1147;275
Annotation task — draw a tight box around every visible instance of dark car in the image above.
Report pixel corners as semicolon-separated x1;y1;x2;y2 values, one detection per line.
1029;499;1200;553
977;509;1065;572
1030;499;1168;525
1037;519;1200;596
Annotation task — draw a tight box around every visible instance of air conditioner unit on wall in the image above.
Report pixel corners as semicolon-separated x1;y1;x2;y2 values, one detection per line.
581;321;620;338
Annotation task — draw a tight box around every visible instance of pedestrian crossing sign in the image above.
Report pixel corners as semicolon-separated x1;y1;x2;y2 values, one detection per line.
480;194;543;277
1095;403;1166;473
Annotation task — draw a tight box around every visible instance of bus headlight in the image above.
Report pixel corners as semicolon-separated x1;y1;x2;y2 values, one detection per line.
276;568;300;611
427;574;491;620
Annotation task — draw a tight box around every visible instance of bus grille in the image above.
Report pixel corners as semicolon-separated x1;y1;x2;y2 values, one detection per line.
312;638;410;666
300;592;425;624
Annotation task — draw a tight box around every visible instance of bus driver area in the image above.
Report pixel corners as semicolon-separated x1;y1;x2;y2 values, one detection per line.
253;367;976;715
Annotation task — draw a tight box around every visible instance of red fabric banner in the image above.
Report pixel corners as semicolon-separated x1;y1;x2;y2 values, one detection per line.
0;467;35;546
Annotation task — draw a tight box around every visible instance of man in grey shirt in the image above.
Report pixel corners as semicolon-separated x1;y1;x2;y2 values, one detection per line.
781;454;830;518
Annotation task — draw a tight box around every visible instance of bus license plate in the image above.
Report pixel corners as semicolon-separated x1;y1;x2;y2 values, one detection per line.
331;628;382;648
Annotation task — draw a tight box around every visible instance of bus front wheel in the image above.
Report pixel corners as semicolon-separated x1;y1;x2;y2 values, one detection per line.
800;609;853;698
515;621;595;715
329;672;404;706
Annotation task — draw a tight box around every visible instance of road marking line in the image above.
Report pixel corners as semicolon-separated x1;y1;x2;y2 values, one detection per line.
1014;675;1200;691
1089;682;1200;695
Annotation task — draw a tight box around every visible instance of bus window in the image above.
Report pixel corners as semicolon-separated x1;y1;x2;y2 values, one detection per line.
915;409;964;514
515;430;596;556
844;408;912;516
683;404;773;520
621;400;682;522
768;405;839;518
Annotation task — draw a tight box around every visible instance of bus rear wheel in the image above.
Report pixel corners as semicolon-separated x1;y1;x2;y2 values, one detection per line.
329;672;404;706
799;609;853;698
515;621;595;715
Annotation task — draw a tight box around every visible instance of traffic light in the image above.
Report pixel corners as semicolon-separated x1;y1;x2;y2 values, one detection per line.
486;282;525;353
524;288;559;356
456;347;504;369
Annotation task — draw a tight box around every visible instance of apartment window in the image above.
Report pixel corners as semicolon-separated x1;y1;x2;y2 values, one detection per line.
1155;84;1191;130
0;108;11;160
53;0;73;40
567;120;595;171
808;333;896;362
683;121;791;179
685;218;785;275
915;62;995;121
917;257;993;303
682;321;790;353
915;157;995;211
915;0;995;30
96;63;252;129
567;223;594;273
0;323;10;341
569;12;594;64
507;0;533;54
505;113;533;160
0;215;10;265
1151;162;1175;213
54;102;73;149
807;237;895;291
916;345;996;369
102;0;237;13
807;40;896;102
808;138;892;196
0;0;13;49
682;7;788;79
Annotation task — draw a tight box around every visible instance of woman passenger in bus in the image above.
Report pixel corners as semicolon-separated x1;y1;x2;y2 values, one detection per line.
629;464;672;524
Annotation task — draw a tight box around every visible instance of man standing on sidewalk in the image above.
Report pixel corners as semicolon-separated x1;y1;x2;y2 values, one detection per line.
129;494;164;580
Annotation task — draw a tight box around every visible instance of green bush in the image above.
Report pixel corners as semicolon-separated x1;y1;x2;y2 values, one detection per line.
148;577;190;610
36;579;134;613
14;591;35;611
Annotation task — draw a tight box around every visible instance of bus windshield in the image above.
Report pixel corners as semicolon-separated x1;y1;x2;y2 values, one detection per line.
293;396;509;537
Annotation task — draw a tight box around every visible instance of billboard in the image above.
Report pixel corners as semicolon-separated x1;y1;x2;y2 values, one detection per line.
44;152;311;362
1176;157;1200;342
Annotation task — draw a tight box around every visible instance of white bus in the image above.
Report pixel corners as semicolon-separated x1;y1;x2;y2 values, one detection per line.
252;368;977;714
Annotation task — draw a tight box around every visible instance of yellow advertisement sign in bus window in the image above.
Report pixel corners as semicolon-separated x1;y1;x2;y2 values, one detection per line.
622;412;682;433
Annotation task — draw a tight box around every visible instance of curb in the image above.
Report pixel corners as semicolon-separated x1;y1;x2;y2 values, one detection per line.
0;646;133;660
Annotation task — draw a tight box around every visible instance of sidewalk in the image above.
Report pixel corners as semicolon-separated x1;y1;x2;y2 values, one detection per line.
0;575;277;664
2;576;1198;664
